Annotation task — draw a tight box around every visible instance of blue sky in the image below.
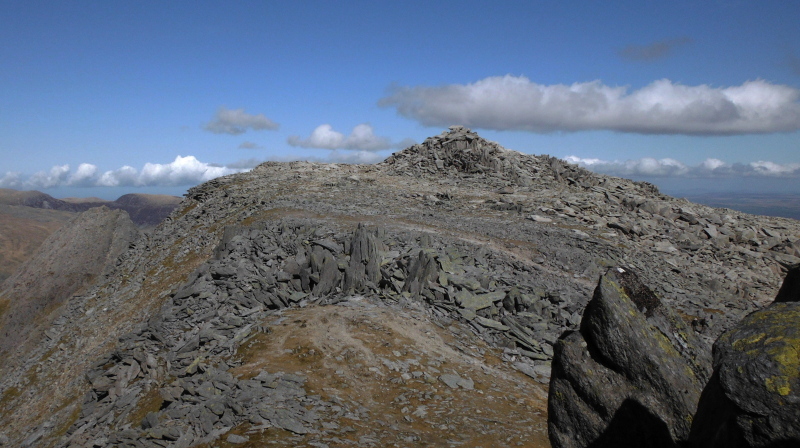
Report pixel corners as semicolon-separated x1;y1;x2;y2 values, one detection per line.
1;1;799;199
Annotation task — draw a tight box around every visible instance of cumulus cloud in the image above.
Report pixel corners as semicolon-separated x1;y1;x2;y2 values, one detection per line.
619;37;692;61
0;172;22;188
204;107;279;135
21;156;248;189
287;123;398;151
379;76;800;135
565;156;800;178
27;164;71;189
67;163;99;187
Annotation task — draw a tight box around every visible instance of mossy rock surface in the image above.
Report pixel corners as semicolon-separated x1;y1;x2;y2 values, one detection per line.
690;300;800;447
548;267;711;448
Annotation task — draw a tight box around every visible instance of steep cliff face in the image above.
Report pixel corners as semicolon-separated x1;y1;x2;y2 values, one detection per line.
0;127;797;447
0;206;140;365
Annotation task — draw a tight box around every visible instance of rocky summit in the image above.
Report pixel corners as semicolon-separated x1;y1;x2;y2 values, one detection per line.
0;126;798;447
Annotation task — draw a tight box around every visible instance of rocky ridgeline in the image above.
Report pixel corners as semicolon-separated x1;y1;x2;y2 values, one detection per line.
0;126;799;446
64;218;582;446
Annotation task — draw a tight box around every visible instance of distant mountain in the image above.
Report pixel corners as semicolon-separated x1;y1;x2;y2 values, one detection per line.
0;190;181;285
0;188;84;212
0;188;182;227
0;207;139;366
0;204;76;284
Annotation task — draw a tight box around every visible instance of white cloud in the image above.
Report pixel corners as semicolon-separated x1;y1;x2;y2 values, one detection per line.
0;172;22;188
20;156;248;189
98;166;138;187
27;164;71;189
287;123;396;151
565;156;800;178
204;107;279;135
379;76;800;135
750;160;800;176
137;156;240;186
67;163;99;187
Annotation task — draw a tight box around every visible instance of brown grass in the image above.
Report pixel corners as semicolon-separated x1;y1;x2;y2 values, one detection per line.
126;385;165;428
220;303;551;448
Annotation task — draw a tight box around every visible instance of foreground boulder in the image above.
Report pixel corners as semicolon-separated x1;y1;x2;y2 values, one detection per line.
689;265;800;447
548;267;711;448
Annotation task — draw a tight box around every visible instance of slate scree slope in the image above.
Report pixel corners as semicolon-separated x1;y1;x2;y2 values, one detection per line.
0;127;798;447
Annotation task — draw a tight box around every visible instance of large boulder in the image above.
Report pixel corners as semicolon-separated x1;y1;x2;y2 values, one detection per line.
548;267;711;448
689;264;800;447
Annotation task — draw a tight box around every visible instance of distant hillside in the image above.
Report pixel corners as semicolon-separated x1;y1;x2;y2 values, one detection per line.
0;189;182;227
0;188;83;212
0;205;76;284
0;190;181;285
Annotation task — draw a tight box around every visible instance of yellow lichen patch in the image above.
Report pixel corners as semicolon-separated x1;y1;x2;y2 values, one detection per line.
765;376;791;396
732;333;765;351
733;304;800;397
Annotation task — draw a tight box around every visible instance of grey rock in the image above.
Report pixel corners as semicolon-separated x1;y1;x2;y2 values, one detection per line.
226;433;249;444
690;266;800;447
438;373;473;390
271;408;309;434
548;267;711;448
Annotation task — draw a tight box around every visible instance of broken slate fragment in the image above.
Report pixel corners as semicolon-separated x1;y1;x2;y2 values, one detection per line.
439;373;474;390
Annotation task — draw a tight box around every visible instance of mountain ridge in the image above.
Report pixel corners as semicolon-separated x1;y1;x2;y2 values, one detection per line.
0;127;797;447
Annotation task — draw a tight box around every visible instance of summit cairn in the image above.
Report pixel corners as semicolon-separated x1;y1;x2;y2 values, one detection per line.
381;125;543;186
382;125;511;174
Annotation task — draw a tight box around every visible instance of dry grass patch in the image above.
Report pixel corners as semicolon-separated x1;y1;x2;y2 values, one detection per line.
226;301;551;447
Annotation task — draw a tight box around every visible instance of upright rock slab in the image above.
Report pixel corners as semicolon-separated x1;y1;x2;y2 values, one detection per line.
548;267;711;448
690;264;800;447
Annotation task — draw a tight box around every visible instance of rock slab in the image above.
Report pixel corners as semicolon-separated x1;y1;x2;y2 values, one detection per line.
548;267;711;448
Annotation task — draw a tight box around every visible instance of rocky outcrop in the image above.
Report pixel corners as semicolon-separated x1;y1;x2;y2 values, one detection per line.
548;267;711;448
689;264;800;447
0;206;139;363
61;219;573;447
